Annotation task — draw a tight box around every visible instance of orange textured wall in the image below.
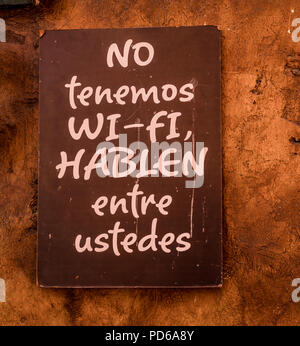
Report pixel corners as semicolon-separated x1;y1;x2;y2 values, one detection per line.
0;0;299;326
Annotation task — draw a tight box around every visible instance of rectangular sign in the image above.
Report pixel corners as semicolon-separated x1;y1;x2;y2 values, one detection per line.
38;26;222;287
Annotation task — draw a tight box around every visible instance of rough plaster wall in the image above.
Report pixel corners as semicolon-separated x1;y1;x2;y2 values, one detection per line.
0;0;299;326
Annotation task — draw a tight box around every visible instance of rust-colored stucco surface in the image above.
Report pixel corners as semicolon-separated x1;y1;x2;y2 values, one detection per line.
0;0;299;326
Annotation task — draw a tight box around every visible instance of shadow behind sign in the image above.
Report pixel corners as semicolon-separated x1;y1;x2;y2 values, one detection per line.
38;26;222;287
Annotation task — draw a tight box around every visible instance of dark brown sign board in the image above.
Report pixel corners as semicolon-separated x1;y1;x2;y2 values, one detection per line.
0;0;33;6
38;26;222;288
